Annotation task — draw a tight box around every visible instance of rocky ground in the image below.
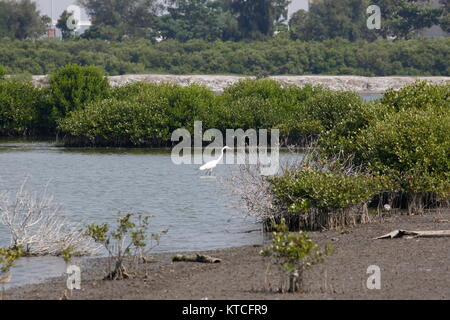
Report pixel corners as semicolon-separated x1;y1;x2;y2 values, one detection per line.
5;211;450;300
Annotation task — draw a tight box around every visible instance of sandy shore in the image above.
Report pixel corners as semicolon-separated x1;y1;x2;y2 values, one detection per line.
29;74;450;94
5;211;450;300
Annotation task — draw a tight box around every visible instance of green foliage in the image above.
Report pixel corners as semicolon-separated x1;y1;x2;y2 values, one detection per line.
0;0;50;40
216;79;309;132
440;0;450;32
229;0;291;40
318;82;450;213
290;0;446;41
260;219;332;293
59;98;170;147
318;101;392;156
1;38;448;76
300;90;364;133
118;82;219;134
0;246;23;274
0;79;50;136
380;81;450;112
158;0;240;42
372;0;444;40
353;107;450;201
79;0;161;40
61;245;75;264
270;170;388;213
49;64;110;120
59;79;333;147
56;10;76;41
289;0;375;42
60;82;219;146
85;213;167;280
0;65;6;78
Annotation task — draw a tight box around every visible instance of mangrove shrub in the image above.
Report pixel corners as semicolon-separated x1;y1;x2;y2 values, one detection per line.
49;64;110;120
353;107;450;213
113;82;219;134
260;219;333;293
1;38;449;76
269;169;389;230
85;213;167;280
0;79;49;136
59;98;171;147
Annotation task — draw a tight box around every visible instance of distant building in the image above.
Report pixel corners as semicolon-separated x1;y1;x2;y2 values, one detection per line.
47;28;56;38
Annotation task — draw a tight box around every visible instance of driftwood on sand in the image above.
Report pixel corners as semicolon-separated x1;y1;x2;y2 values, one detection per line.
374;230;450;240
172;254;222;263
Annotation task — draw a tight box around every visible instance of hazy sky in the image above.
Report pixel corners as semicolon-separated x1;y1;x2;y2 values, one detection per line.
34;0;309;21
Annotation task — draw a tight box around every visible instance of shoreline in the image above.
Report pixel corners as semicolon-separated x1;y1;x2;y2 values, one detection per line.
5;211;449;300
28;74;450;94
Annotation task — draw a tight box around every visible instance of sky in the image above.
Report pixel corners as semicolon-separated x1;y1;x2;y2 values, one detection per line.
34;0;309;22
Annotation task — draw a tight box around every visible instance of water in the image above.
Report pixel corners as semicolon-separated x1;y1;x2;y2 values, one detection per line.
0;141;270;288
362;93;383;102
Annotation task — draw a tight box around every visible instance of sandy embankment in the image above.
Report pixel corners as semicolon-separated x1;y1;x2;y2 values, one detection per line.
30;75;450;94
5;212;450;300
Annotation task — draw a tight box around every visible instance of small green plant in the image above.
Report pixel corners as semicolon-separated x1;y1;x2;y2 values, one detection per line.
0;247;23;274
61;245;76;264
260;220;333;293
85;213;167;280
0;246;23;299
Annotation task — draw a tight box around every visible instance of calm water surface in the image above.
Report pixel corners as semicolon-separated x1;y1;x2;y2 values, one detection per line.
0;141;276;288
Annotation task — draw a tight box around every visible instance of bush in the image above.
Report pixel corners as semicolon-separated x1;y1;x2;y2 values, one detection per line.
276;89;367;147
0;80;50;136
85;213;167;280
319;82;450;213
260;219;333;293
216;79;317;137
380;81;450;112
113;82;219;134
59;98;170;147
49;64;110;120
269;169;389;230
300;90;365;133
353;107;450;213
318;100;392;156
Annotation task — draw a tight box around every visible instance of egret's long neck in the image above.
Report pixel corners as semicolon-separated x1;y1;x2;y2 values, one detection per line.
217;147;226;162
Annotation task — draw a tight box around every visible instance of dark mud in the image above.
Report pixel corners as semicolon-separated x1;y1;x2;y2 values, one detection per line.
5;212;450;300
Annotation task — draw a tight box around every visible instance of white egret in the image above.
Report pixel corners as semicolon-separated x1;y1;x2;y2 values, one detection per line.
199;146;232;175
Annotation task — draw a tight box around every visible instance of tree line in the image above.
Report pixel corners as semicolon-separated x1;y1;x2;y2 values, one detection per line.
61;0;450;41
0;0;448;42
0;37;448;76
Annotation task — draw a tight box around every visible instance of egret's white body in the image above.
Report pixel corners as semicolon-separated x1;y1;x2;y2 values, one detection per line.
199;146;231;175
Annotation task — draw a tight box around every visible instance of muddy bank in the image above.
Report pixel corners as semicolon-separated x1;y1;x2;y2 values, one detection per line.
30;75;450;93
5;212;450;300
